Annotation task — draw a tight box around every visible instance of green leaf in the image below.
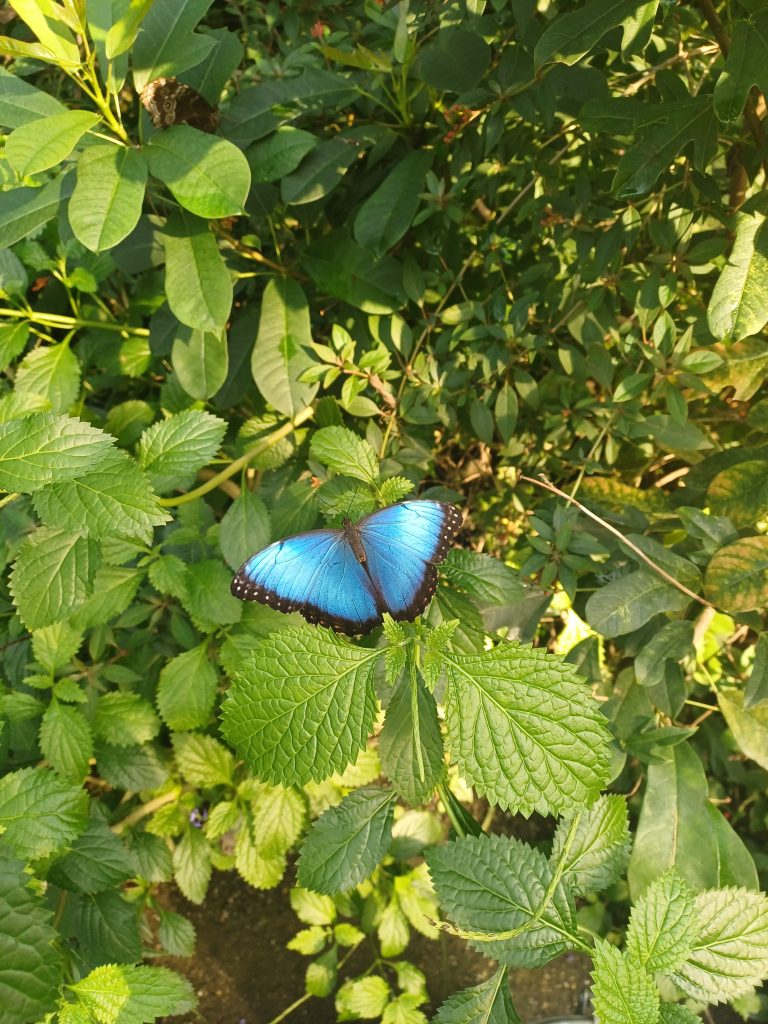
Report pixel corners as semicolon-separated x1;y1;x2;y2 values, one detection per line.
235;822;286;889
670;888;768;1005
70;963;196;1023
93;691;161;747
419;28;490;91
146;126;249;218
69;145;148;252
251;277;318;417
171;732;234;787
354;152;432;257
248;126;318;183
658;1007;702;1024
309;426;379;484
172;329;229;400
442;642;612;815
71;565;143;630
131;0;216;90
626;869;697;974
14;342;81;412
10;528;99;629
6;109;99;177
706;802;759;891
157;909;196;957
64;889;142;967
163;210;232;333
433;967;520;1024
708;212;768;343
0;65;65;128
32;620;83;672
713;13;768;122
219;490;271;571
129;831;173;883
590;938;659;1024
335;977;391;1020
0;766;88;859
0;411;113;494
427;834;577;968
220;626;380;787
380;673;445;806
704;536;768;613
534;0;649;68
280;137;358;205
291;886;337;926
0;171;74;248
137;408;226;493
157;644;218;732
173;827;212;905
104;0;154;60
305;947;338;997
39;701;93;781
6;0;80;65
0;851;62;1022
551;795;630;897
33;448;170;544
628;742;720;898
0;321;29;371
707;460;768;527
745;633;768;710
441;550;522;606
252;786;306;856
287;925;328;955
304;233;404;314
586;571;692;638
48;820;136;894
181;559;242;630
297;786;395;894
718;689;768;771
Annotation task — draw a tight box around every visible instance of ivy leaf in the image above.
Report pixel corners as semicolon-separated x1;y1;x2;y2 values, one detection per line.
48;820;136;894
297;786;396;894
173;827;212;905
39;701;93;782
14;343;81;412
221;626;380;787
707;211;768;343
670;888;768;1005
550;795;631;897
171;732;235;788
590;938;659;1024
157;644;218;731
69;963;196;1023
309;425;379;485
10;528;99;629
0;851;62;1023
442;642;612;815
92;692;160;747
626;869;698;975
433;967;520;1024
33;448;170;544
379;674;446;806
0;411;113;494
0;766;88;859
137;409;227;494
251;277;319;417
219;489;271;570
427;834;577;968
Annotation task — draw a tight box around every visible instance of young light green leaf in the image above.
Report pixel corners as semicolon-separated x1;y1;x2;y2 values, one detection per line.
354;151;432;257
32;621;83;673
219;490;271;570
146;126;249;218
93;691;160;747
713;13;768;123
235;822;286;889
290;886;337;926
626;869;698;974
10;528;100;629
69;145;148;252
442;642;612;815
173;827;212;905
550;795;631;897
426;834;577;968
104;0;154;59
433;967;520;1024
379;675;445;806
157;644;218;731
171;732;235;788
137;408;227;493
335;977;390;1020
252;786;306;856
670;888;768;1005
707;211;768;343
220;626;380;787
70;963;196;1023
309;425;379;484
0;321;29;371
0;411;113;493
534;0;648;68
590;938;659;1024
39;701;93;782
251;277;318;417
163;211;232;332
33;448;170;544
297;786;395;894
7;0;80;66
0;766;88;859
248;125;318;183
14;342;81;412
5;109;98;177
48;820;136;894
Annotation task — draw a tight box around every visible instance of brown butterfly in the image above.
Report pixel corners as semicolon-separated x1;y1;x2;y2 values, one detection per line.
140;76;220;134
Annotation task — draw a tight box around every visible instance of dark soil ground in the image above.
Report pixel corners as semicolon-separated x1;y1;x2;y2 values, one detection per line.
158;866;594;1024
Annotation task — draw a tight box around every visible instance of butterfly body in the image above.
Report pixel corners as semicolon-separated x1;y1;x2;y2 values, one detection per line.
231;499;462;635
140;76;220;133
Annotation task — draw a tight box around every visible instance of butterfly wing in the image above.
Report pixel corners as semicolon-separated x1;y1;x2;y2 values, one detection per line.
355;500;462;622
140;77;219;133
231;529;382;635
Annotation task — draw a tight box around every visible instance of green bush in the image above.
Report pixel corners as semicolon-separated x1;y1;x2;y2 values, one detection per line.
1;1;768;1022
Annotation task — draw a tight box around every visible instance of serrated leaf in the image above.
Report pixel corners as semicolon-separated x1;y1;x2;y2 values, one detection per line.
129;832;173;884
234;823;286;889
219;490;271;571
379;675;445;806
441;550;522;606
442;642;611;815
708;211;768;343
335;976;390;1019
306;947;337;997
71;565;143;629
433;967;520;1024
39;700;93;781
14;343;81;412
626;869;697;975
10;528;99;629
252;786;306;856
378;901;410;957
171;732;234;787
287;925;328;955
31;621;83;673
48;821;136;894
137;409;227;494
157;910;196;958
291;886;337;926
297;786;395;894
181;559;242;630
309;426;379;484
93;691;160;747
70;963;196;1024
590;938;659;1024
670;888;768;1005
427;834;577;968
0;411;113;494
0;766;88;859
551;795;630;897
220;626;380;787
33;448;170;544
173;828;212;905
63;889;142;967
157;644;218;731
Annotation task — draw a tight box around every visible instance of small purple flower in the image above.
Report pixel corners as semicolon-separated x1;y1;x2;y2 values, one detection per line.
189;805;209;828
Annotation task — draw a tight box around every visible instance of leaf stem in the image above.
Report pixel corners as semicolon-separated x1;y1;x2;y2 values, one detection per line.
111;789;181;834
0;307;149;336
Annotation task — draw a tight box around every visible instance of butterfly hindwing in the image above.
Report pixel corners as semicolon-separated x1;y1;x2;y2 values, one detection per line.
231;530;381;635
140;77;220;133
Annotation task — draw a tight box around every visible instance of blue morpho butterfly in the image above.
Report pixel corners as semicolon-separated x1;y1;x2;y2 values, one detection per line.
230;499;463;636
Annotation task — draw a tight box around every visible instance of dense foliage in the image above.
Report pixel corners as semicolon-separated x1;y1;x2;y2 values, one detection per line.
1;0;768;1022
